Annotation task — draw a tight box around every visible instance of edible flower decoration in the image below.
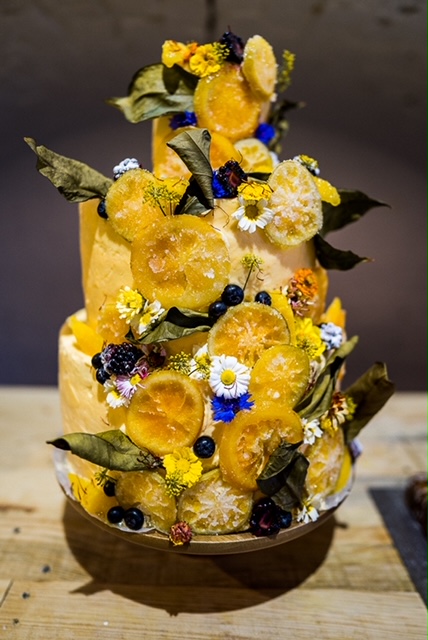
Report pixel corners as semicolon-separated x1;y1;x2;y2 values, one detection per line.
104;373;145;409
115;287;165;338
169;521;193;546
116;286;144;323
169;111;198;130
293;154;340;206
302;418;323;445
212;392;254;423
295;317;326;360
286;268;318;316
163;447;203;497
320;392;356;434
320;321;344;350
295;501;319;524
209;354;251;399
162;39;228;78
233;181;274;233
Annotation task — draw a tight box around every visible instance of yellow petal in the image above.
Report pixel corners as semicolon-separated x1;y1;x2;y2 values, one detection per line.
313;176;341;206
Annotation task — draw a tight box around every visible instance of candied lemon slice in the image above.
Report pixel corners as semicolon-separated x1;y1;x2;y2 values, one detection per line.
234;137;275;174
219;405;304;491
115;470;177;533
177;468;253;534
131;214;231;311
242;35;278;101
193;62;261;142
249;344;310;408
270;291;297;345
69;315;103;356
264;160;323;247
208;302;290;368
126;370;204;457
69;474;118;519
304;426;346;502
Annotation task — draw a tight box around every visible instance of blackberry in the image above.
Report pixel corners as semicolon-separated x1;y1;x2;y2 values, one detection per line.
107;506;125;524
103;342;142;376
97;199;108;219
221;284;244;307
219;31;245;64
249;498;281;537
255;291;272;306
208;300;228;320
124;507;145;530
193;435;216;459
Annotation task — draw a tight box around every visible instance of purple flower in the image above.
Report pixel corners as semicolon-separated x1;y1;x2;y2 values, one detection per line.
211;392;254;423
169;111;198;130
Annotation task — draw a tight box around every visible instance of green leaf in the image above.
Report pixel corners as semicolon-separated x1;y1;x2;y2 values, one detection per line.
344;362;395;442
167;128;214;209
108;63;195;123
129;306;213;344
47;430;161;471
314;234;369;270
25;137;112;202
296;336;359;421
321;189;389;236
257;442;309;509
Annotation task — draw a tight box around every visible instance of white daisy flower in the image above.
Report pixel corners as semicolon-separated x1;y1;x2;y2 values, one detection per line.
132;299;165;336
296;502;319;524
233;199;275;233
115;373;143;401
104;380;128;409
209;354;251;399
302;418;323;445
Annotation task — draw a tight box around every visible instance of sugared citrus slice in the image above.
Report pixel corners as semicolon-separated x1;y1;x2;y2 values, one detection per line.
242;35;278;101
219;405;304;491
234;137;275;174
304;426;346;501
126;370;204;457
307;266;329;324
115;470;177;533
193;63;261;142
69;474;118;519
313;176;341;206
270;291;297;344
249;344;310;408
177;468;253;534
264;160;323;247
69;315;103;356
208;302;290;368
96;300;129;344
130;214;231;311
152;122;193;179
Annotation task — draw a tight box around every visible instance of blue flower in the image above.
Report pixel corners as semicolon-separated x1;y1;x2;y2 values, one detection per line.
212;172;232;198
211;392;254;423
169;111;198;130
255;123;276;145
320;322;343;350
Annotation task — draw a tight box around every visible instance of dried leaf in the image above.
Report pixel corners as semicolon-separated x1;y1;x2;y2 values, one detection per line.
321;189;389;236
314;234;369;270
344;362;395;442
25;137;112;202
257;441;308;509
108;64;195;123
130;306;213;344
167;129;214;209
47;430;161;471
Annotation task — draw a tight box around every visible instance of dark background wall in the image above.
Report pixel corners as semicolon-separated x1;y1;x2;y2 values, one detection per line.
1;0;426;390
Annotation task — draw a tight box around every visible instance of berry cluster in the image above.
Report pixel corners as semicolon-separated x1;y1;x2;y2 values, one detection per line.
92;342;143;385
212;160;247;198
208;283;244;320
249;498;292;537
219;30;245;64
104;482;146;530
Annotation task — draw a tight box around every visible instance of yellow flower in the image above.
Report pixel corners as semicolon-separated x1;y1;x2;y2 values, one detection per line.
161;40;196;68
163;447;203;496
188;43;227;77
116;287;143;324
237;181;272;202
295;317;325;360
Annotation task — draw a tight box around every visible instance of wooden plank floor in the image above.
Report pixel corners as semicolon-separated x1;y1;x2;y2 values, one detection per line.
0;388;426;639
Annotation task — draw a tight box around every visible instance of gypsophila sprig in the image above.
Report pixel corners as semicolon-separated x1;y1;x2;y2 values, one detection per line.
241;253;264;289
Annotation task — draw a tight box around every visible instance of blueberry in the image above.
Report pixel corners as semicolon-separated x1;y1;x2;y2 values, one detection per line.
193;435;216;459
208;300;228;320
124;508;145;530
103;480;116;497
277;508;292;529
91;352;103;369
97;199;108;219
95;368;111;385
107;506;125;524
221;284;244;306
255;291;272;306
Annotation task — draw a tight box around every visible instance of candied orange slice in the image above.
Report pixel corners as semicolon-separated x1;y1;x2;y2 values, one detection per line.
219;405;304;491
96;299;129;344
69;474;118;519
304;426;346;501
234;137;275;174
115;470;177;533
193;62;262;142
177;468;253;534
69;315;103;356
264;160;323;247
249;344;310;408
208;302;290;368
242;35;278;101
126;370;205;457
130;214;230;310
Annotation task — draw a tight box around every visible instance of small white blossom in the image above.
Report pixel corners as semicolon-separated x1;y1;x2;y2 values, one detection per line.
209;354;251;399
302;418;323;445
296;502;319;524
233;199;275;233
113;157;141;180
131;299;165;337
104;380;129;409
